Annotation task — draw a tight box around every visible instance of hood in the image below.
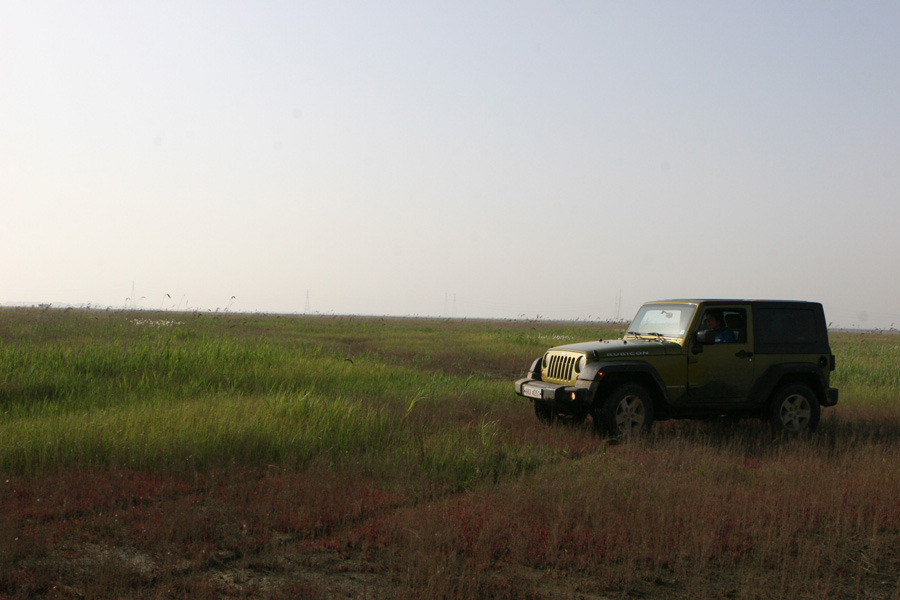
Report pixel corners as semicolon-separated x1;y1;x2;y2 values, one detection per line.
550;338;680;359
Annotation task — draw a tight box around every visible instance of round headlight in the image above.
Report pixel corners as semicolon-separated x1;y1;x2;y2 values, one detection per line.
576;355;587;373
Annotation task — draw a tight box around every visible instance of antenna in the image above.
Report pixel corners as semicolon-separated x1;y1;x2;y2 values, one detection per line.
616;289;622;321
304;290;311;314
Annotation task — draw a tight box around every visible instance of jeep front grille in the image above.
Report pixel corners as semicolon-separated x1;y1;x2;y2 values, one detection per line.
545;353;578;383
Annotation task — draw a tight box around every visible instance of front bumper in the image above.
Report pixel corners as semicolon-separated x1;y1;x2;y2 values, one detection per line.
514;378;591;411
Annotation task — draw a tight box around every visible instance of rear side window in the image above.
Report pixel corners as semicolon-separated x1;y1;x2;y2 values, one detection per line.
754;307;828;354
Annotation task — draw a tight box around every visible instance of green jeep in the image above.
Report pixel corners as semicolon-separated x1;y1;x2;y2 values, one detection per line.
514;300;838;436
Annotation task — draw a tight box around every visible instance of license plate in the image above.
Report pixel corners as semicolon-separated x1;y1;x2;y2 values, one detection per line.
522;384;542;399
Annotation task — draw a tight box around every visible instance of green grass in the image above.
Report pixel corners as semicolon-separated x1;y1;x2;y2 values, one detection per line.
829;331;900;404
0;308;568;486
1;307;896;479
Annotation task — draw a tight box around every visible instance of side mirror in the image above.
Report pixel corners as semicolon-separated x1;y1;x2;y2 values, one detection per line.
695;330;716;345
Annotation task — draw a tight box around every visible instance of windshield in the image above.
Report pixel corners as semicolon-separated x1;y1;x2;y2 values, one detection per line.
626;304;696;340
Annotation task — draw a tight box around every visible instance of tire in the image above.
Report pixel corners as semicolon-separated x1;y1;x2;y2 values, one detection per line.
561;412;587;427
592;383;655;438
768;383;821;434
534;402;555;426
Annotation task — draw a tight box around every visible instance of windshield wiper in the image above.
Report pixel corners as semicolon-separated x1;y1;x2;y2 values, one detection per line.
627;331;666;340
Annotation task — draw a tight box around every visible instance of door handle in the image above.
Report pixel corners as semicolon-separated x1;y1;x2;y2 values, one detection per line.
735;350;753;359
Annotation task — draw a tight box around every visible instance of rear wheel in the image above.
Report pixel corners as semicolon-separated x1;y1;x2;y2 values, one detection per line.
593;383;655;438
768;383;821;434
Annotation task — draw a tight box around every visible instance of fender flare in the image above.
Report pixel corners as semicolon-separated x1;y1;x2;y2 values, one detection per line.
751;362;829;405
580;360;671;404
526;356;542;380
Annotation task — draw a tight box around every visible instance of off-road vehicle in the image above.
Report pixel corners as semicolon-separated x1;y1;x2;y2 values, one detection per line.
515;300;838;435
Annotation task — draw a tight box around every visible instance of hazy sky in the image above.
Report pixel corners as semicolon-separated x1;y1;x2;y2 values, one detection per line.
3;1;899;328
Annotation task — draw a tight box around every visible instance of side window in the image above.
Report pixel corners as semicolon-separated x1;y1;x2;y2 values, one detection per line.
699;308;747;343
756;308;818;345
723;309;747;342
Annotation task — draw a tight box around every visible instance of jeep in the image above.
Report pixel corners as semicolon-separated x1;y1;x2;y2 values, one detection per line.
514;300;838;436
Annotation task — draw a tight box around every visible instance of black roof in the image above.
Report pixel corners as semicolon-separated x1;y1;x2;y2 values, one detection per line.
649;299;823;306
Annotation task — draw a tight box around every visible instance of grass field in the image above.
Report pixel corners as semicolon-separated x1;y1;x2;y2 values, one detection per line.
1;307;899;599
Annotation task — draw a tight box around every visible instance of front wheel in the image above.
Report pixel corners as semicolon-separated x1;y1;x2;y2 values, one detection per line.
592;383;655;438
768;383;821;434
534;402;555;426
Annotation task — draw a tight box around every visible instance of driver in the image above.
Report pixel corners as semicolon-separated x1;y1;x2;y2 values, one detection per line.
705;311;736;343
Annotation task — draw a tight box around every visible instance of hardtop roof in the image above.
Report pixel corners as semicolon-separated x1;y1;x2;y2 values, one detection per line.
646;299;824;307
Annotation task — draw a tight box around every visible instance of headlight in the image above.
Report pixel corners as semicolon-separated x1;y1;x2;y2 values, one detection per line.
541;354;549;369
575;355;587;373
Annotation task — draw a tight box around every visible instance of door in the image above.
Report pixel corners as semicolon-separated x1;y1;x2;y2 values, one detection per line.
686;306;755;403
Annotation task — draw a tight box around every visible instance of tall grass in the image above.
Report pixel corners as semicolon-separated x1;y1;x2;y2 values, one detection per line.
830;331;900;403
2;391;383;472
376;433;900;599
0;308;558;488
2;308;897;479
1;307;898;599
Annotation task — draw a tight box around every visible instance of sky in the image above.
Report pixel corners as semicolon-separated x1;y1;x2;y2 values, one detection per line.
2;1;899;329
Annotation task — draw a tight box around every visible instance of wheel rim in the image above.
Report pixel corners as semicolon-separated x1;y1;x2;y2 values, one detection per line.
778;393;811;432
615;395;646;434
